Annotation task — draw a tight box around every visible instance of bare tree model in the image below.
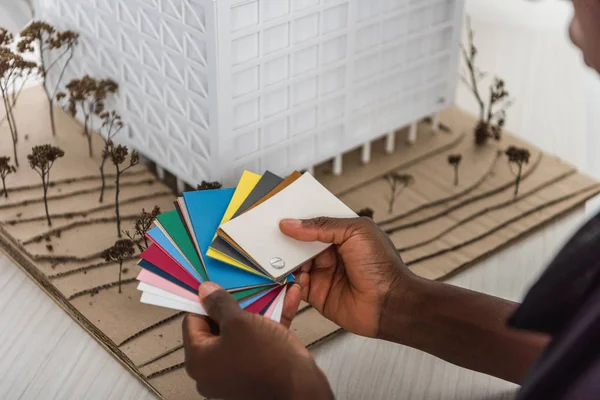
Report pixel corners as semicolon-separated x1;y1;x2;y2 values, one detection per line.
505;146;530;197
107;144;139;237
1;29;37;166
123;206;161;252
383;172;415;214
197;181;222;190
0;156;16;198
98;111;124;203
27;145;65;226
57;76;118;157
461;17;513;146
447;154;463;186
0;28;36;132
18;21;79;136
101;239;135;294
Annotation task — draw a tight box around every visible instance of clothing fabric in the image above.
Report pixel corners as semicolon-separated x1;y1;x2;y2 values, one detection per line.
509;213;600;399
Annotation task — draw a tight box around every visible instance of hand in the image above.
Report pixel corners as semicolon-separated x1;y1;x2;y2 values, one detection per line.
183;282;333;400
279;217;419;338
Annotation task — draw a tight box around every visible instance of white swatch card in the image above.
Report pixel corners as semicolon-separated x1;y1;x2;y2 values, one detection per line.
220;173;357;280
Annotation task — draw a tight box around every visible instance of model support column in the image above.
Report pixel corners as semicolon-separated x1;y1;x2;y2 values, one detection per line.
176;178;186;195
432;112;440;132
361;142;371;164
156;166;165;180
332;154;343;176
385;131;395;154
408;122;417;144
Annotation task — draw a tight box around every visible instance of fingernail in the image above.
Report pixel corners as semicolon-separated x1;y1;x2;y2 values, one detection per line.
280;219;302;227
198;282;220;299
298;272;307;284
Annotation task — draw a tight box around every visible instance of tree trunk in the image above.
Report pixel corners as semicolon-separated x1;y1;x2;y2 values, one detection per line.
99;155;107;203
118;261;122;293
1;91;18;167
514;165;522;197
454;167;459;186
388;181;397;214
2;177;7;198
48;98;57;137
84;114;93;157
115;171;122;238
43;177;52;226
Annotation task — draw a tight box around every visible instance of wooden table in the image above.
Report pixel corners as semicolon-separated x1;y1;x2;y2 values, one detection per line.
1;0;598;399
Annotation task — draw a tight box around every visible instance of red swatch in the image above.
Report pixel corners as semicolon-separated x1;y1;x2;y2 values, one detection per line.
245;285;285;314
140;244;200;290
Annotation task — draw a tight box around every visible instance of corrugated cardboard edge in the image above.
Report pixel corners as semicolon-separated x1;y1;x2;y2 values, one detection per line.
0;224;164;400
425;187;600;282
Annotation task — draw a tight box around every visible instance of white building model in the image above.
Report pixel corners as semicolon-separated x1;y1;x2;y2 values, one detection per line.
35;0;464;185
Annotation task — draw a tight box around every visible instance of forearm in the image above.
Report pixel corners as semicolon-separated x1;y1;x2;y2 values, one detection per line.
379;277;549;384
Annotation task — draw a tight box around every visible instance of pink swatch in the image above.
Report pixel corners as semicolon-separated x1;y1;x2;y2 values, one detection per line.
265;287;283;318
140;245;199;289
137;269;199;302
136;269;285;316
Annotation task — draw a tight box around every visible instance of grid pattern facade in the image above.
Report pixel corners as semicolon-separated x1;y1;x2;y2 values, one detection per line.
35;0;463;185
35;0;215;182
223;0;462;180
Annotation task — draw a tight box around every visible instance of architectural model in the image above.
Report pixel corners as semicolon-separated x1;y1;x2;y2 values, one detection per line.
34;0;464;185
2;2;599;399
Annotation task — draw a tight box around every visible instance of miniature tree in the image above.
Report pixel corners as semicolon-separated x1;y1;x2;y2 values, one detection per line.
447;154;463;186
98;111;124;203
461;17;513;146
18;21;79;136
123;206;161;252
197;180;222;190
0;30;37;166
57;76;118;157
0;29;36;133
383;172;414;214
0;156;16;198
27;145;65;226
505;146;530;197
101;239;135;294
357;207;374;219
107;144;139;237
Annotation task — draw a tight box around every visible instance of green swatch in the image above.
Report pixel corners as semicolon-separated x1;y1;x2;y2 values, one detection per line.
156;210;208;282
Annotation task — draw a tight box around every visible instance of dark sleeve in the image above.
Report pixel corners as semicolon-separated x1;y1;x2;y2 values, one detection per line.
508;213;600;335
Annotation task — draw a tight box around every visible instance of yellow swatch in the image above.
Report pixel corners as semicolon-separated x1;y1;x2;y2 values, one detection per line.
206;170;266;276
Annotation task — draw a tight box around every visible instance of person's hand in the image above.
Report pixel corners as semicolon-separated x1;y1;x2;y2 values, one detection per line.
279;217;420;338
183;282;333;400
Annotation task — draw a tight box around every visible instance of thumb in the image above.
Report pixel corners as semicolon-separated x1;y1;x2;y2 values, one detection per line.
279;217;364;245
198;282;242;325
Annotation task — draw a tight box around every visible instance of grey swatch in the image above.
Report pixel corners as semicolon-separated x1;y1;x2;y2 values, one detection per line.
210;171;284;270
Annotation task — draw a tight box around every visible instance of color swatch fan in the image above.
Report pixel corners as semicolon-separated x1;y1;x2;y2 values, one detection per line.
135;170;357;321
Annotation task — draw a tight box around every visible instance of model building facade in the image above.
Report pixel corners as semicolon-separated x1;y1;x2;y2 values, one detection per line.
34;0;464;184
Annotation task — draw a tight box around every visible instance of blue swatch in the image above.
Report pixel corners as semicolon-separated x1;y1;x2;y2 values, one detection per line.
183;188;278;290
147;226;204;283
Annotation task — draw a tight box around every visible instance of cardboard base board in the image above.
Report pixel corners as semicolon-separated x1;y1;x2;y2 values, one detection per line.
0;87;597;399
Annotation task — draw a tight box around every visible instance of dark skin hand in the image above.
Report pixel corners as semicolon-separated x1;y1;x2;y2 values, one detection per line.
183;216;550;398
183;282;333;400
280;217;550;385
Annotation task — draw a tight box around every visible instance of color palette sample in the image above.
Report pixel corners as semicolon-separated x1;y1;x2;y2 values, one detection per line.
136;170;356;321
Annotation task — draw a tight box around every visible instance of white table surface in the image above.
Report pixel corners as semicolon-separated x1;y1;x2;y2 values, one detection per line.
1;1;599;399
